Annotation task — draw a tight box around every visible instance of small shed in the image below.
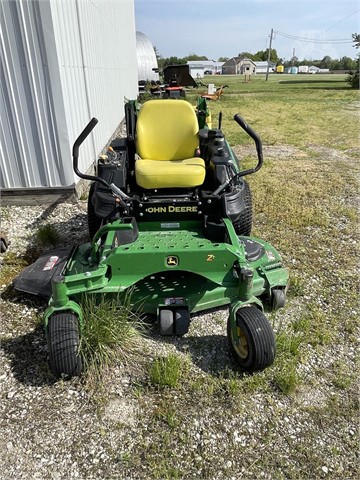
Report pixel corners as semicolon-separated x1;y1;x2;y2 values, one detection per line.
238;58;256;75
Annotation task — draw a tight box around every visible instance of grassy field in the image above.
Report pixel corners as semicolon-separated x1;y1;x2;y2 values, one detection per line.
1;74;359;479
189;74;359;148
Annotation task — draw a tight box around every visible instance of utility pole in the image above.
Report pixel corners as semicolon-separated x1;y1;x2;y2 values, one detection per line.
265;28;273;81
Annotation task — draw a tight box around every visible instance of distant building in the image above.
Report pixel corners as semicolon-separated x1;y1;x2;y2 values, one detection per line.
187;60;224;78
136;31;159;82
309;66;320;74
298;65;309;74
221;57;240;75
253;61;276;74
221;57;255;75
238;58;256;75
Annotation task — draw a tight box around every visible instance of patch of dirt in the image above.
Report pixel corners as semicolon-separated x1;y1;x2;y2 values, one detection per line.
233;144;308;159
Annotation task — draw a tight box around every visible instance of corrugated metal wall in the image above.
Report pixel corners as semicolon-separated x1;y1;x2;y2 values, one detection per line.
0;0;138;190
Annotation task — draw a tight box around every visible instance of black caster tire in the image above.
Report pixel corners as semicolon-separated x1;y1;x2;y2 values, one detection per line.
0;239;8;253
159;309;174;335
271;289;286;310
174;309;190;336
232;180;253;237
47;312;83;378
87;183;102;239
227;306;276;372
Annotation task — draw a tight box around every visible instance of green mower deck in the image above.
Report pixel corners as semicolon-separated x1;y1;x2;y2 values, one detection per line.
46;218;288;322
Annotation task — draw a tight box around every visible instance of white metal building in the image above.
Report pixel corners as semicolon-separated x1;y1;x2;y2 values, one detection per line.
0;0;138;192
254;61;276;74
187;61;224;78
136;31;159;82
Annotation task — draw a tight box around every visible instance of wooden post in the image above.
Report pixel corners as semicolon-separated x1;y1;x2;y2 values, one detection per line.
265;28;274;81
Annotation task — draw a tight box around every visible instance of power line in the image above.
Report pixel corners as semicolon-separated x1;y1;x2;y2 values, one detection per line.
274;30;353;44
325;9;360;32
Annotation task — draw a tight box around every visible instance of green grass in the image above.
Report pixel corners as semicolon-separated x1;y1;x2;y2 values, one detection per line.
149;353;189;389
187;74;359;149
79;294;144;383
36;224;61;247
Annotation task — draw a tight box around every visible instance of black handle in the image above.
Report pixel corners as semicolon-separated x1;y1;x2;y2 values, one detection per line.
233;114;263;175
72;117;98;159
211;115;264;196
72;117;105;184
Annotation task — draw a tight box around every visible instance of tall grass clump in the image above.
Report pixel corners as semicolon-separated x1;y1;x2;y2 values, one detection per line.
149;353;188;389
79;293;144;379
36;224;60;247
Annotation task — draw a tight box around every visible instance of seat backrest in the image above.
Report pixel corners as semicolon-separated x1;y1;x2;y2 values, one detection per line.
136;100;199;161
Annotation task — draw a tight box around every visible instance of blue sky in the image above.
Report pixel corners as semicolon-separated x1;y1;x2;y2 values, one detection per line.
134;0;359;61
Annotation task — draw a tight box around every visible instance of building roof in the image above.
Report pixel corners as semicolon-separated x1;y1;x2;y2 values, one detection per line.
254;61;276;67
187;60;224;68
136;31;159;81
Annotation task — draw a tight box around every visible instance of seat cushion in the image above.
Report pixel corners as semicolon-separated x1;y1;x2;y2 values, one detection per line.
135;157;205;189
136;100;200;161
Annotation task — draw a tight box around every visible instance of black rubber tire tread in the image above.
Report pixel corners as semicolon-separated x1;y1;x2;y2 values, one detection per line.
232;180;253;236
227;306;276;372
159;309;174;336
271;289;286;311
0;239;7;253
48;312;82;378
174;308;190;336
87;183;102;239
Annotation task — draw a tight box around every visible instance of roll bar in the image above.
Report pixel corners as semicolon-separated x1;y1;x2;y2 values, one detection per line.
212;114;264;195
72;117;129;199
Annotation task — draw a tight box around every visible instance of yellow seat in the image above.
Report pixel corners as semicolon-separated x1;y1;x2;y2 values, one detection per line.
135;100;206;189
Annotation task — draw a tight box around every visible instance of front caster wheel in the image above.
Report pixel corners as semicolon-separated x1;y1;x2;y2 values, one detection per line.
227;306;276;372
159;309;174;335
47;312;83;378
271;288;286;310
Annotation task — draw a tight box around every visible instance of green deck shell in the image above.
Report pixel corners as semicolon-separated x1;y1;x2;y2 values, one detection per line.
45;218;289;325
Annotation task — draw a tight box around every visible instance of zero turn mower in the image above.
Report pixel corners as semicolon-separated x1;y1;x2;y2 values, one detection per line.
14;98;289;378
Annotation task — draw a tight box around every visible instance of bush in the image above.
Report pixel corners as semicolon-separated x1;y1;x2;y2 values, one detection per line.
346;69;359;88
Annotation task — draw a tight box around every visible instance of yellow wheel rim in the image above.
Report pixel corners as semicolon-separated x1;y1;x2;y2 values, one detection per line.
232;326;248;359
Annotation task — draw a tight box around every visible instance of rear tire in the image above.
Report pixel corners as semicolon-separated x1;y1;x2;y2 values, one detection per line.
227;306;276;372
232;180;253;236
87;183;102;239
47;312;83;378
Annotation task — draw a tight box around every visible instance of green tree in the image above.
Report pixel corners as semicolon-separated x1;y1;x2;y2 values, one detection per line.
253;48;279;62
346;33;359;88
162;56;187;68
218;56;229;62
237;51;256;60
183;53;208;61
339;56;356;70
319;55;332;69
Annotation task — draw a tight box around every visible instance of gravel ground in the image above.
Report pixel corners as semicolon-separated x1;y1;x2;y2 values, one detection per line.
0;145;358;479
